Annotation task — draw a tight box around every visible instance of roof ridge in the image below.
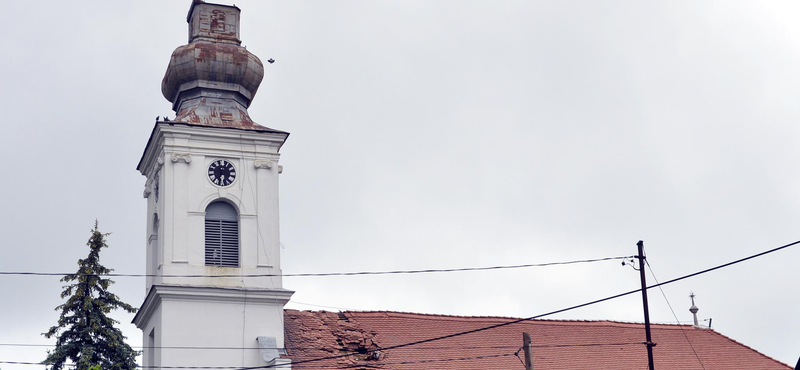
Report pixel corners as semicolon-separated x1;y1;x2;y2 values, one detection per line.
298;309;700;329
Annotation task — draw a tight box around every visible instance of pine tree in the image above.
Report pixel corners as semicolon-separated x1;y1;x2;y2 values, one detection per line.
43;222;139;370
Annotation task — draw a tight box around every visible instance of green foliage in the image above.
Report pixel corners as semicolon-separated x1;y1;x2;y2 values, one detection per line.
43;222;139;370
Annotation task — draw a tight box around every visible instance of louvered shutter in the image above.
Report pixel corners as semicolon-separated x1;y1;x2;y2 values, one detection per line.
205;202;239;267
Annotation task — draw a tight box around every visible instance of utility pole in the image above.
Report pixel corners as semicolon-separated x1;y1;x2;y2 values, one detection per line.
637;240;656;370
522;332;534;370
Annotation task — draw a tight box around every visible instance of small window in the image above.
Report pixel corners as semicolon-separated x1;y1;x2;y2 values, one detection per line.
205;202;239;267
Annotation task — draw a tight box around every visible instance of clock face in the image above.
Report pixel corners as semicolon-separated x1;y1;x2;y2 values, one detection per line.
208;160;236;187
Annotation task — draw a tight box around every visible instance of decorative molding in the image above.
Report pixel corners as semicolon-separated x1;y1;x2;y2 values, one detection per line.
196;193;247;214
143;177;155;198
254;159;274;169
278;165;284;174
133;285;295;327
148;152;166;177
157;124;288;146
171;152;192;164
153;172;160;203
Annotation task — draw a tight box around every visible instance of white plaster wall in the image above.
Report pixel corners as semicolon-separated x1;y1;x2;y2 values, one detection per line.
137;124;292;369
160;299;286;367
139;303;162;369
140;124;287;290
135;286;292;369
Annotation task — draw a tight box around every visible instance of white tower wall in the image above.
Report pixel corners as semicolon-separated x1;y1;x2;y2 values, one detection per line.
133;2;293;368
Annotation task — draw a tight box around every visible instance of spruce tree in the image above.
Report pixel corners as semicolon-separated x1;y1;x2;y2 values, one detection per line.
43;222;139;370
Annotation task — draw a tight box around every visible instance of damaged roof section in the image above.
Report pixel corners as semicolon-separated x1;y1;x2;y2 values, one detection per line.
284;310;792;370
284;310;385;369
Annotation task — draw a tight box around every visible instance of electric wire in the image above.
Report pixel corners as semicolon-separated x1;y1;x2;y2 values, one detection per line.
0;341;644;351
329;352;515;367
240;135;284;364
0;353;518;369
0;353;532;370
243;238;800;369
644;260;706;370
6;239;797;369
514;346;526;367
288;353;518;369
0;256;632;278
0;354;514;369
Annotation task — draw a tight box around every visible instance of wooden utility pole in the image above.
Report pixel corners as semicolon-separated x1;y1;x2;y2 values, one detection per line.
637;240;656;370
522;332;534;370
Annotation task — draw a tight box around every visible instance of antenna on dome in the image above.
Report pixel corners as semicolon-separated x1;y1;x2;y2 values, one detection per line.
689;292;699;327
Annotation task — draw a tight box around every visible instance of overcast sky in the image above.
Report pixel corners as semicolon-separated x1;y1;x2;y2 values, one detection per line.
1;0;799;368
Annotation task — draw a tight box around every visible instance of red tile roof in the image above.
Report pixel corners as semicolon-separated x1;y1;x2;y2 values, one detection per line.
284;310;790;370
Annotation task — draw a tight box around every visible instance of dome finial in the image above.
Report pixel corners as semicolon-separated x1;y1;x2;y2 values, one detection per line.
689;292;699;327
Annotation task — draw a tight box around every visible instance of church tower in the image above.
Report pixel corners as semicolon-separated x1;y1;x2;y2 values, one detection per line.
133;1;293;368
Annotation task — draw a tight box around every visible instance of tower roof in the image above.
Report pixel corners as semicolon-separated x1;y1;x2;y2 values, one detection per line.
160;0;281;132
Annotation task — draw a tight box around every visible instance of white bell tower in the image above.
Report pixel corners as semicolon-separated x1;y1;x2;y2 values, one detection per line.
133;1;293;368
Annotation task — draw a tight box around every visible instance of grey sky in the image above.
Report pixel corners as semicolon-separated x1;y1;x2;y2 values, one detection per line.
1;0;799;367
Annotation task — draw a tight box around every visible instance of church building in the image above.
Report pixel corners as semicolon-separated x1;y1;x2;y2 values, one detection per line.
133;1;794;369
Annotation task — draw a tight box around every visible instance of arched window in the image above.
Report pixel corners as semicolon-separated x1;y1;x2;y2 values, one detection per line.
205;202;239;267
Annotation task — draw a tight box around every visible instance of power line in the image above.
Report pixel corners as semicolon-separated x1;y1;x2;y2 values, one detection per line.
0;256;632;279
248;238;800;369
0;353;516;370
0;341;644;351
0;362;45;367
1;346;645;370
0;354;508;370
644;260;706;370
295;352;516;368
8;239;797;369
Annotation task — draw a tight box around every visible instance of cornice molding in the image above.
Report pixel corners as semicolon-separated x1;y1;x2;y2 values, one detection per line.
162;124;287;146
133;285;294;328
137;122;288;174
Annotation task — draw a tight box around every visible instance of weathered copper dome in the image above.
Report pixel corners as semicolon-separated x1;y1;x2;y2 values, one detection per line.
161;0;275;131
162;42;264;108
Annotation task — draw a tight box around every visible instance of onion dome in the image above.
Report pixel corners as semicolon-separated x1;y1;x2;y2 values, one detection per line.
161;0;277;132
